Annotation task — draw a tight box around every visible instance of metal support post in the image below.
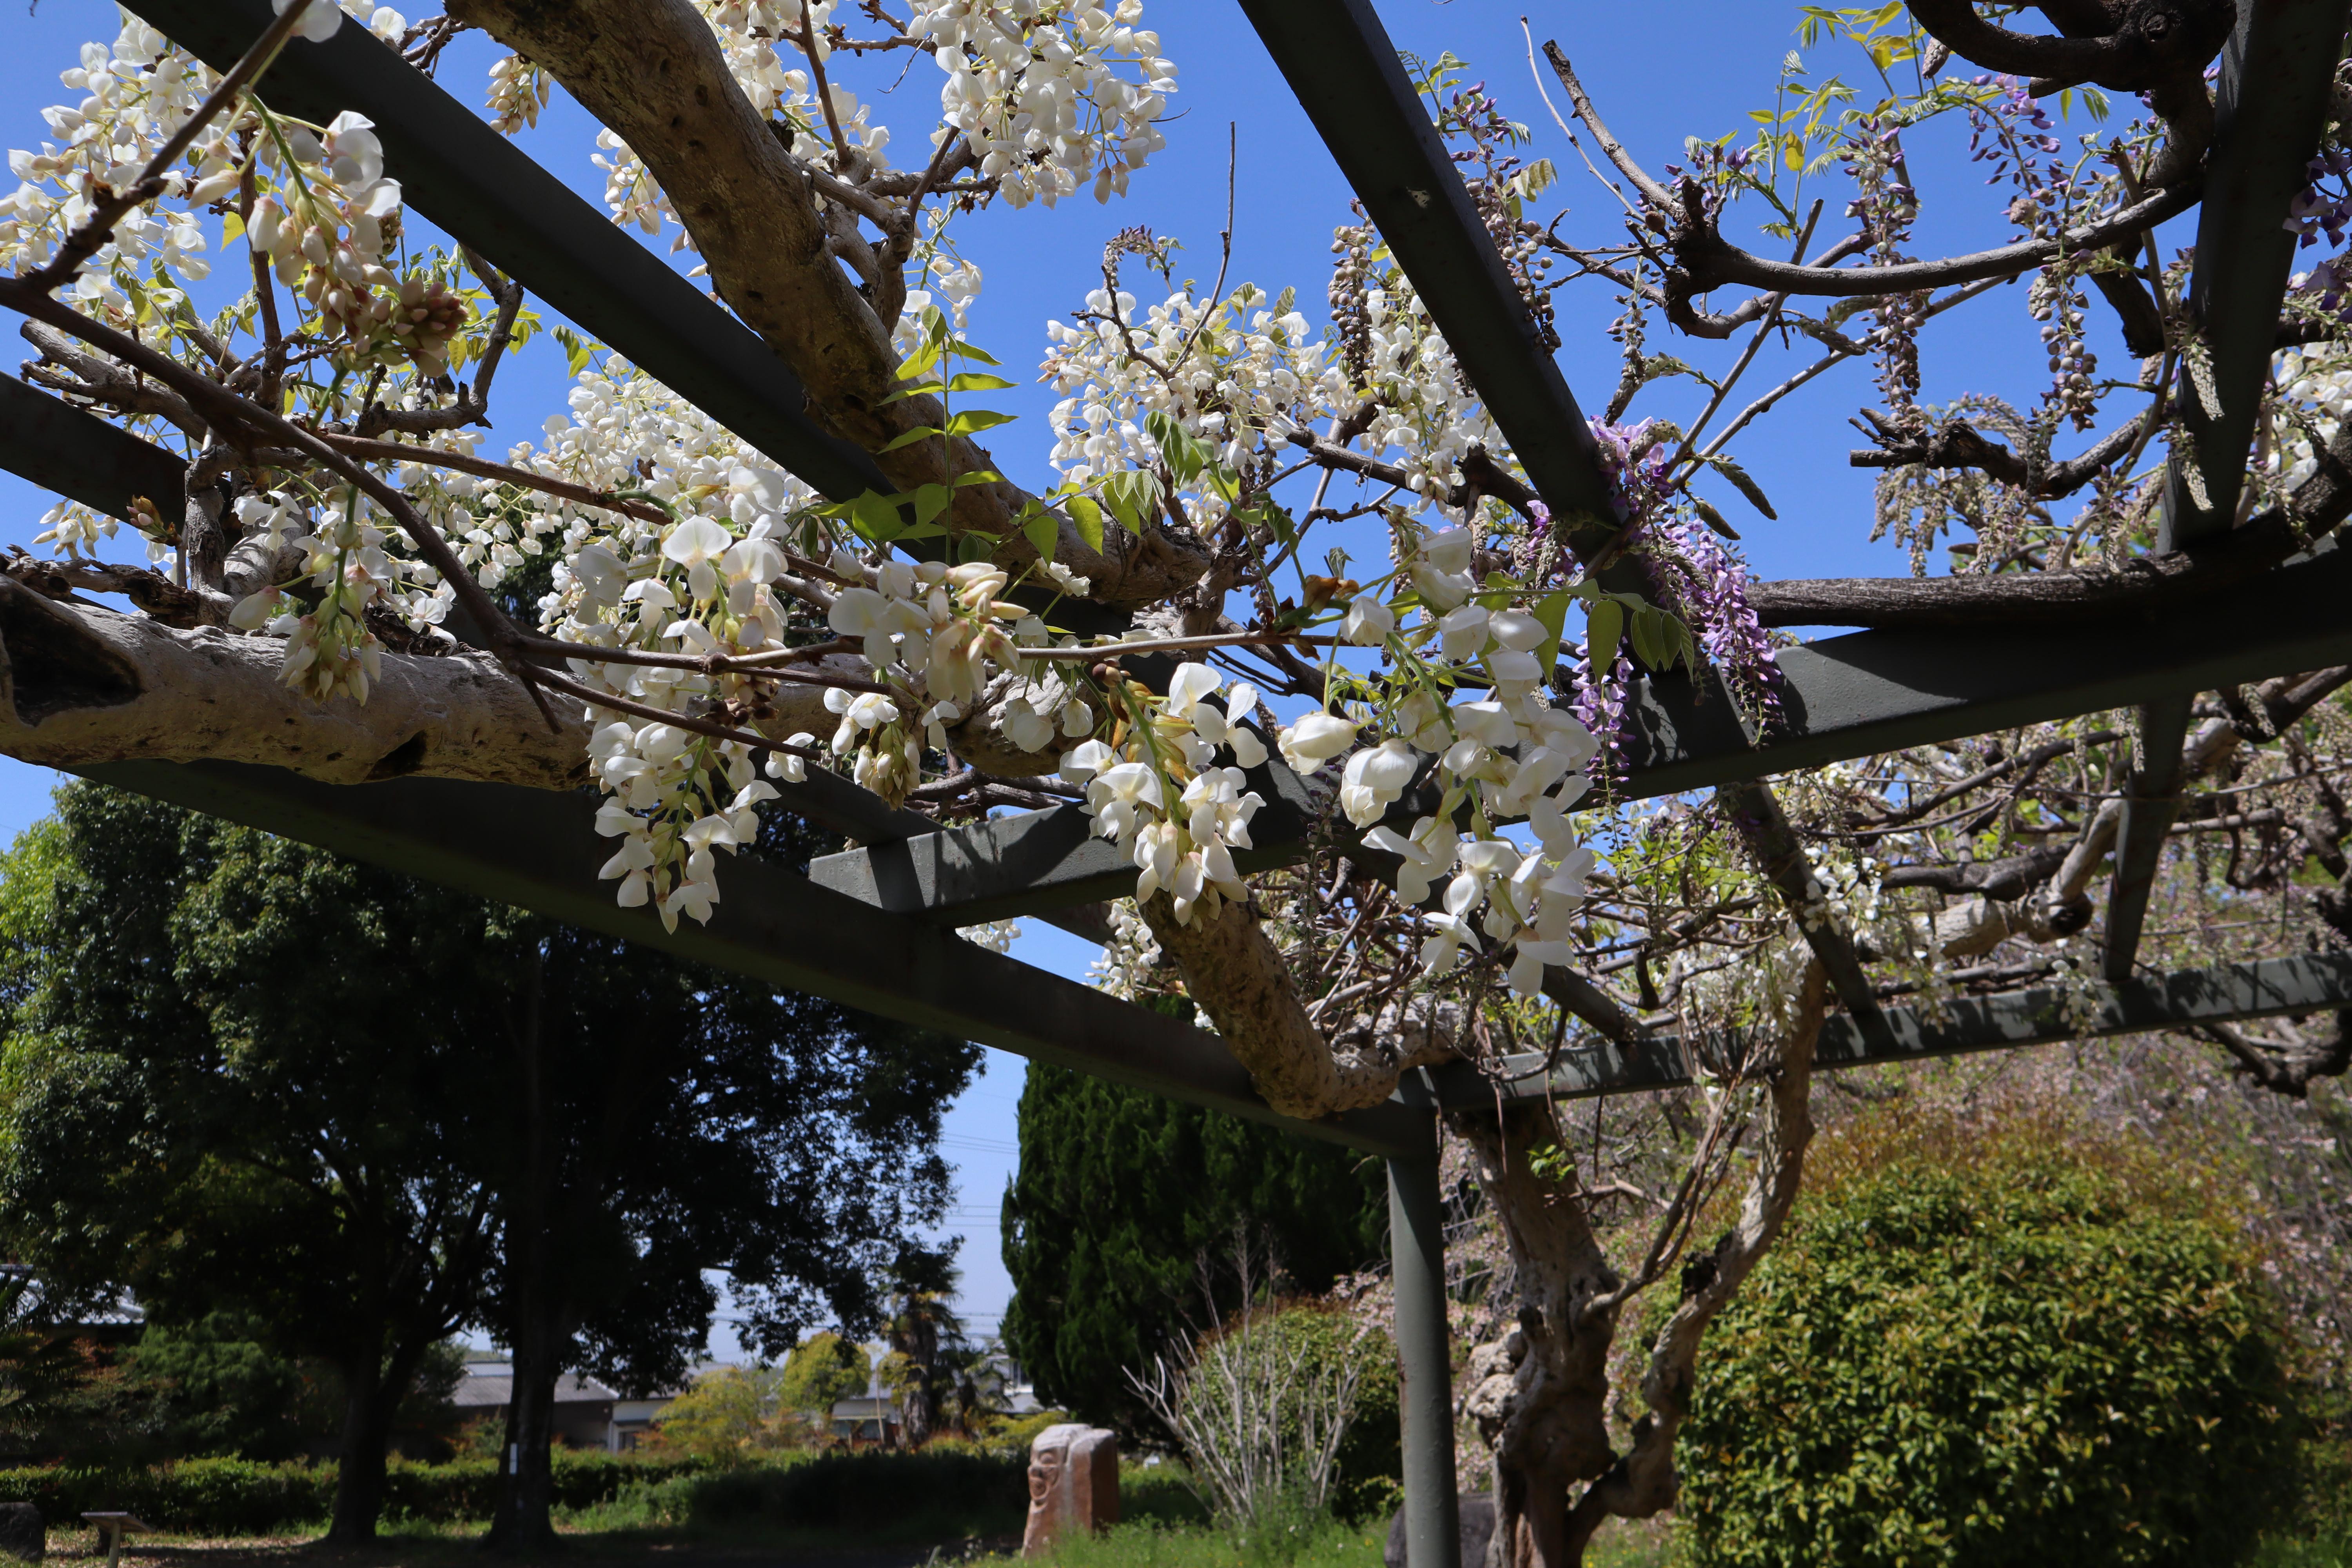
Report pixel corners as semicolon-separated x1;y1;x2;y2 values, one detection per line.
2103;695;2194;981
1388;1122;1461;1568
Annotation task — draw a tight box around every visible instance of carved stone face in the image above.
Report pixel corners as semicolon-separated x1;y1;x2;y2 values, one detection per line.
1027;1444;1065;1508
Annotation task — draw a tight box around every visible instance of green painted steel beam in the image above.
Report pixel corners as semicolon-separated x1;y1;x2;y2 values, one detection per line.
1390;951;2352;1106
2159;0;2351;546
2103;695;2194;982
809;538;2352;920
0;374;183;523
1232;0;1618;552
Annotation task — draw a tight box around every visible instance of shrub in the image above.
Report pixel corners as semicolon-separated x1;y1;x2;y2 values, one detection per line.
648;1366;805;1464
1134;1303;1396;1527
1679;1105;2299;1568
779;1334;872;1419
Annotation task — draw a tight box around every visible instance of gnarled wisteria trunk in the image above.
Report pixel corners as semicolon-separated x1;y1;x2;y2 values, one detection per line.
1445;965;1826;1568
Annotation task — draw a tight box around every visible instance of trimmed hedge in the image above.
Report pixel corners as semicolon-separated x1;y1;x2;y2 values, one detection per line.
651;1447;1027;1529
0;1451;705;1534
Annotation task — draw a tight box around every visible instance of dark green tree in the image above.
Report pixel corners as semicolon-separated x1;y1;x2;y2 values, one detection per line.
1000;1062;1389;1428
0;784;979;1546
122;1315;463;1463
879;1254;968;1445
1;786;503;1539
124;1311;310;1461
474;913;973;1548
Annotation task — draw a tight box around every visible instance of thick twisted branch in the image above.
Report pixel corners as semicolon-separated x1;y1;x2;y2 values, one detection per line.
1904;0;2236;91
1540;40;2201;336
1848;406;2145;500
443;0;1207;608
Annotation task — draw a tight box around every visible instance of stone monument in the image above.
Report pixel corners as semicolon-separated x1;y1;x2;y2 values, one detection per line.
1022;1422;1118;1556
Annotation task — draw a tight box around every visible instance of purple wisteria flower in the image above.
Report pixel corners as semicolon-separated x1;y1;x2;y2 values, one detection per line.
1587;417;1676;528
1569;646;1636;766
1642;518;1782;729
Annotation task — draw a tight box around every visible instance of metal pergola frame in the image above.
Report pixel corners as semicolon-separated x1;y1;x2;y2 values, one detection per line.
5;3;2351;1561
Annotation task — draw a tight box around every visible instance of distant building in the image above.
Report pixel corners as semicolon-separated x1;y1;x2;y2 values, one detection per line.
608;1390;676;1452
974;1348;1044;1417
0;1265;142;1346
829;1349;902;1443
454;1359;620;1452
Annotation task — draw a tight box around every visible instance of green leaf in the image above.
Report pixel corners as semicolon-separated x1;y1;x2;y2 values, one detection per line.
880;425;943;452
1144;409;1211;486
879;381;946;405
944;408;1017;437
1705;454;1779;520
946;371;1018;392
1022;508;1061;563
1066;495;1107;555
896;341;942;381
551;325;600;379
1586;599;1625;675
850;490;904;542
1100;470;1161;535
1532;590;1574;679
956;530;996;562
953;470;1005;488
1630;606;1668;671
945;338;1002;366
911;483;952;527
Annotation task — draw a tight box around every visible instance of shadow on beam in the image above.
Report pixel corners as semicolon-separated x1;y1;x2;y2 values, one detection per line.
1392;952;2352;1107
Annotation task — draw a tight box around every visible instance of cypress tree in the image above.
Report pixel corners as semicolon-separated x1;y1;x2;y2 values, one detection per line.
1000;1060;1388;1428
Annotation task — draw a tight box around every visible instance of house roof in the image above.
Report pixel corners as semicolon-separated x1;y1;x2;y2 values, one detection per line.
0;1266;142;1330
453;1366;618;1409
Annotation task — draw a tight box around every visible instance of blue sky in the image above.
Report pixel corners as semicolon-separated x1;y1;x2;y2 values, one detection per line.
0;1;2168;1348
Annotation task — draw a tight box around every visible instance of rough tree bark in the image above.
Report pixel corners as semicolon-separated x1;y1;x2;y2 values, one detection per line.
326;1320;432;1543
0;576;590;785
1448;1103;1629;1568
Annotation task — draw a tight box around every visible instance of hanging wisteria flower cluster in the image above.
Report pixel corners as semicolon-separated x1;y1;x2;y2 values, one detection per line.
1320;521;1605;996
911;0;1175;208
2270;347;2352;488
